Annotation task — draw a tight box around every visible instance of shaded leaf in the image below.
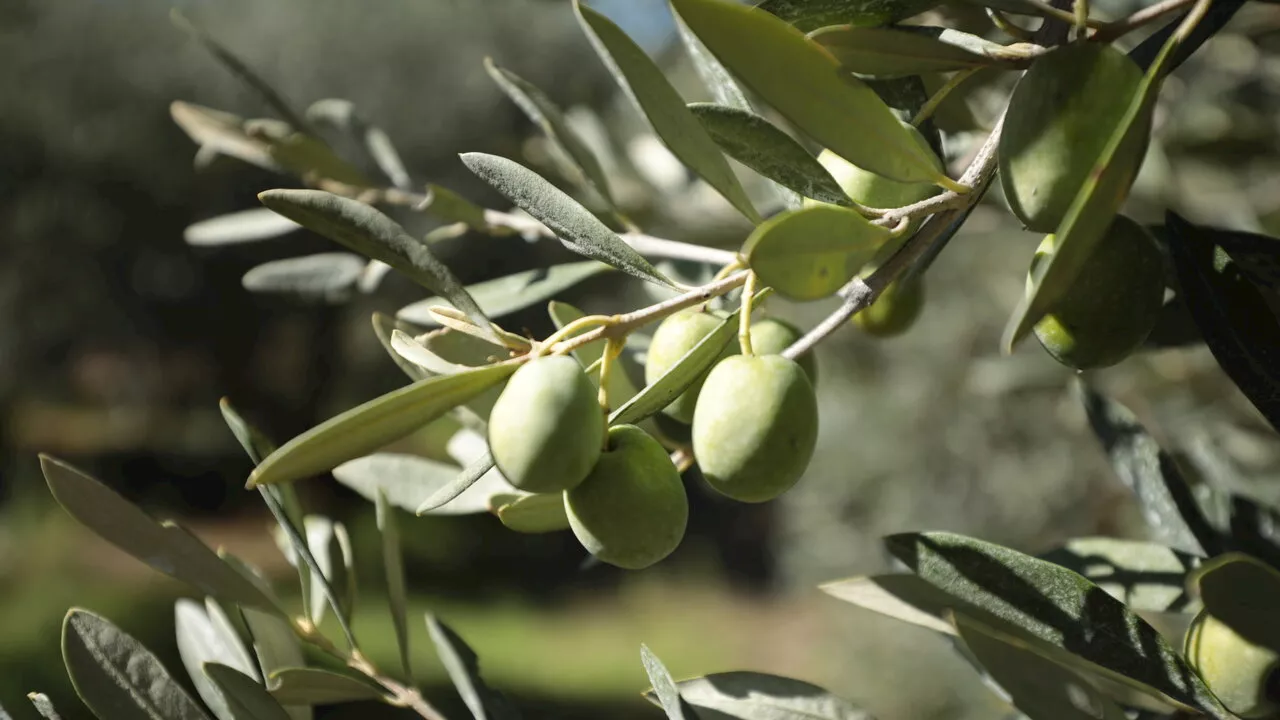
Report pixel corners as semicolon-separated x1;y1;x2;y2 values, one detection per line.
332;452;461;512
809;26;1007;77
415;452;523;516
744;204;891;301
496;494;571;534
185;208;301;247
575;1;760;223
241;253;364;303
372;313;430;382
756;0;943;30
171;102;279;172
376;490;412;678
305;98;411;190
640;645;692;720
303;517;354;627
248;363;517;487
257;189;493;338
460;153;674;287
422;184;491;230
885;531;1232;718
390;331;472;375
219;399;279;467
28;694;61;720
675;15;750;112
1166;213;1280;435
674;0;948;184
1038;537;1199;614
239;609;308;720
398;262;611;327
175;599;260;720
688;104;851;206
266;668;387;705
666;672;873;720
204;664;292;720
426;615;520;720
819;573;963;635
41;456;278;612
245;120;372;186
63;608;210;720
1188;553;1280;652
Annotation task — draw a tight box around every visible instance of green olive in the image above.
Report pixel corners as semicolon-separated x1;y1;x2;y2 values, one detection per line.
692;354;819;503
1186;611;1280;719
645;310;732;424
564;424;688;570
1031;215;1165;370
748;317;818;383
487;355;603;493
812;123;943;212
852;277;925;338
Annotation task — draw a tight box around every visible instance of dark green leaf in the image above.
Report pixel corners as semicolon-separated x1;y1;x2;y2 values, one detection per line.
332;453;460;513
574;1;761;224
609;308;735;427
28;694;61;720
496;494;571;534
674;0;950;185
460;153;674;288
1188;553;1280;651
204;664;292;720
63;608;211;720
809;26;1007;78
885;531;1232;718
175;599;260;720
953;613;1129;720
640;645;692;720
1038;537;1199;613
1166;213;1280;435
248;363;517;486
185;208;301;247
688;104;851;207
425;615;520;720
755;0;943;30
665;672;873;719
241;253;364;303
376;490;411;679
744;204;891;301
41;456;279;612
397;262;611;327
257;189;493;338
1077;381;1221;556
267;668;387;705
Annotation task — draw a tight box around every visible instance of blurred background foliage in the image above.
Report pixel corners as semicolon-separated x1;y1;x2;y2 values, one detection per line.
3;0;1280;718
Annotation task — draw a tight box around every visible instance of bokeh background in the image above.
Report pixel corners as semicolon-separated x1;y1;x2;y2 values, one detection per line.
4;0;1280;718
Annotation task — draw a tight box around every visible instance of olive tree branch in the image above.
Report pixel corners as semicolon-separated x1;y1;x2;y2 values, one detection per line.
296;625;448;720
1094;0;1200;41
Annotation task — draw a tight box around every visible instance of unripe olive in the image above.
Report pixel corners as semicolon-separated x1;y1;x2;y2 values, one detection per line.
564;424;688;570
487;355;603;493
1031;215;1164;370
1185;611;1280;719
748;317;818;382
645;310;731;424
692;355;819;503
814;128;942;212
852;277;925;337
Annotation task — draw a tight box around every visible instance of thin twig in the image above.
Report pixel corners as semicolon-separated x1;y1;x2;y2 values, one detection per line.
986;8;1037;42
302;631;447;720
1094;0;1200;41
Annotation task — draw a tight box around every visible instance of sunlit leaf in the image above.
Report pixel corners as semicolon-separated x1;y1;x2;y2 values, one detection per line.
390;331;472;376
496;493;571;534
332;452;462;512
1038;537;1199;613
245;119;372;186
267;668;387;705
398;262;611;327
819;573;962;635
675;14;750;112
185;208;301;247
204;664;292;720
241;253;365;303
640;645;692;720
175;599;260;720
415;452;527;516
808;26;1007;77
744;204;891;301
28;693;61;720
426;615;520;720
662;672;873;719
239;608;308;720
756;0;943;31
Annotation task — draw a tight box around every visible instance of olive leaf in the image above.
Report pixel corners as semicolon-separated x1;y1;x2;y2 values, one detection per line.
390;331;472;375
415;452;504;515
184;207;301;247
755;0;943;31
256;189;495;339
372;313;431;382
219;399;279;467
673;0;949;185
1077;381;1222;557
41;456;279;612
1188;553;1280;652
241;253;365;303
305;98;412;190
303;517;355;628
484;59;615;207
1166;212;1280;435
495;493;571;534
640;645;697;720
574;1;761;224
425;615;521;720
248;362;517;487
171;102;281;172
204;664;292;720
952;613;1129;720
675;14;750;112
885;531;1233;718
333;452;463;512
374;490;412;679
1184;224;1280;291
819;573;967;635
247;120;373;186
397;262;611;327
175;599;260;720
688;104;852;207
744;204;891;301
267;668;388;705
652;671;874;720
421;184;493;230
461;153;676;288
1038;537;1199;614
27;693;61;720
238;608;308;720
808;26;1008;77
63;609;211;720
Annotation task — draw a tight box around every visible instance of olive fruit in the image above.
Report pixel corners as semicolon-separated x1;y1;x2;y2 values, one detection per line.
564;424;688;570
692;355;819;503
1000;43;1145;232
1185;611;1280;719
1031;215;1164;370
812;123;943;211
487;355;603;493
852;277;925;337
748;317;817;382
645;310;731;424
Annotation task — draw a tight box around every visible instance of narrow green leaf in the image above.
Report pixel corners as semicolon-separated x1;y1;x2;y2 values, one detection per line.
239;608;307;720
1166;212;1280;435
484;59;615;206
414;452;515;515
185;208;301;247
204;664;292;720
305;98;411;190
1003;39;1168;350
688;103;851;207
41;456;278;612
390;331;471;375
674;0;949;185
885;531;1233;718
819;574;964;635
675;15;750;112
1077;381;1221;556
332;452;461;512
1188;553;1280;652
266;668;387;705
756;0;943;31
256;189;493;338
744;204;891;301
218;399;279;468
175;599;260;720
241;253;364;303
425;615;520;720
460;153;673;287
248;362;516;486
63;609;211;720
422;184;492;230
640;645;690;720
375;490;412;679
245;120;372;187
952;613;1129;720
1039;538;1199;614
808;26;1005;77
496;494;571;534
398;262;611;327
303;517;355;627
28;694;62;720
575;1;760;223
664;672;873;719
372;313;430;382
171;102;280;172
